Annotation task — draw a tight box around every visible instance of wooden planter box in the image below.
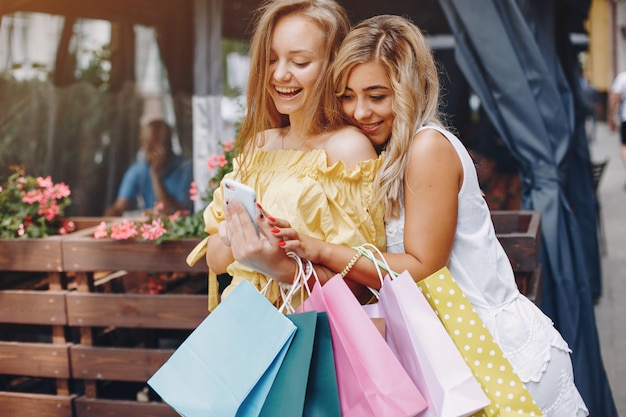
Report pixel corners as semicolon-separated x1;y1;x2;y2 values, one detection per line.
61;227;207;274
491;210;542;305
0;236;64;272
0;217;119;275
0;217;210;417
0;217;206;273
48;217;206;273
0;223;78;407
59;218;208;416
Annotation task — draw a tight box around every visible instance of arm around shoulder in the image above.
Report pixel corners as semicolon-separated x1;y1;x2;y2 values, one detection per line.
400;128;461;275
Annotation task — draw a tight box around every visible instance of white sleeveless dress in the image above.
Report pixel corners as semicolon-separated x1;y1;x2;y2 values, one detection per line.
385;124;588;416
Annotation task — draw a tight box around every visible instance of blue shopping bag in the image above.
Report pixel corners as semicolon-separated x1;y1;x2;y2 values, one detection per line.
148;280;297;417
259;311;342;417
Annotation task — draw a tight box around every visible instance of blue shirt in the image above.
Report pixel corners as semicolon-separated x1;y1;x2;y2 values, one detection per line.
117;154;193;212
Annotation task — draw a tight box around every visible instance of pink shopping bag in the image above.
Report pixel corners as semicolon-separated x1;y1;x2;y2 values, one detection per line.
300;273;427;417
377;270;490;417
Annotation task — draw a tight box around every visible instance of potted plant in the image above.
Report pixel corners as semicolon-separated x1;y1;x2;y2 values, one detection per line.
0;164;74;272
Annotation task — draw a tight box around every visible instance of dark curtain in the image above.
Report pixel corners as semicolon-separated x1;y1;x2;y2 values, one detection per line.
555;0;604;300
436;0;617;415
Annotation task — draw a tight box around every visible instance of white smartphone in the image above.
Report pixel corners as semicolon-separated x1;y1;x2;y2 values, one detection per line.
223;179;259;233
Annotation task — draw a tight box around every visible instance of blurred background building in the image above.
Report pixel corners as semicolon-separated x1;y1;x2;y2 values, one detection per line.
0;0;614;215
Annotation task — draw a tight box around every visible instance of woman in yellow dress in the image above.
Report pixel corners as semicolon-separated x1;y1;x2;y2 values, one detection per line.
188;0;384;309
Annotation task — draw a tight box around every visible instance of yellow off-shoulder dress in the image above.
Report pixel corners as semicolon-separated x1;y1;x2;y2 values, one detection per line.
188;149;385;310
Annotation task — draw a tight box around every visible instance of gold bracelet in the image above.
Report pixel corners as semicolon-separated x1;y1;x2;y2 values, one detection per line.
340;251;363;278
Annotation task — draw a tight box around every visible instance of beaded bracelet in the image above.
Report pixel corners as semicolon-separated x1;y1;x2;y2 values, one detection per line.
340;250;363;278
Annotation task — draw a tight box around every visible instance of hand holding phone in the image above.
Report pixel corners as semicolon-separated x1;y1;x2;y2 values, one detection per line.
223;179;259;233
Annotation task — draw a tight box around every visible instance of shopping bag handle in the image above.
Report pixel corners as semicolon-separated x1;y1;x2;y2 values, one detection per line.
354;244;399;279
260;252;314;314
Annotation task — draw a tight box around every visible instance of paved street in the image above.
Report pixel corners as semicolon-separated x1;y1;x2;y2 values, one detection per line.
589;121;626;415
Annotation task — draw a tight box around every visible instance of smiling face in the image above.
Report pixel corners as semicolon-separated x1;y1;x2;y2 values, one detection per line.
340;61;394;150
268;14;325;118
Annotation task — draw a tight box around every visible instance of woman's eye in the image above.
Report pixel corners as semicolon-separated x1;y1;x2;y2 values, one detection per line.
340;94;354;101
371;95;386;101
294;61;309;68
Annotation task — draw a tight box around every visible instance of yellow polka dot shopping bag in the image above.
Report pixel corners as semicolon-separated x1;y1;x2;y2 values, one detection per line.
417;267;542;417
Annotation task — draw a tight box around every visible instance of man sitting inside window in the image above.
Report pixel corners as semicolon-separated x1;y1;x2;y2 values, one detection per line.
104;119;193;216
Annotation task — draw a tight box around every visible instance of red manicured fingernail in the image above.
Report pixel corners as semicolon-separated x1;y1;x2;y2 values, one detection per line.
271;228;280;233
267;216;276;222
256;202;263;209
278;241;286;247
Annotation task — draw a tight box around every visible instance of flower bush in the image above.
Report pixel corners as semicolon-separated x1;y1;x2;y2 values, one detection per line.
94;140;235;243
0;164;74;238
93;202;203;243
190;140;234;204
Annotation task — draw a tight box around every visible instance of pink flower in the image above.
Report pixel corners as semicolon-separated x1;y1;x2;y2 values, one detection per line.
22;189;43;204
39;200;59;221
207;153;229;169
110;221;139;240
148;276;165;294
169;211;185;221
140;219;167;240
153;201;165;214
94;222;109;239
1;166;72;239
51;183;71;199
207;154;220;170
189;181;198;201
223;141;234;152
59;220;75;235
36;176;53;189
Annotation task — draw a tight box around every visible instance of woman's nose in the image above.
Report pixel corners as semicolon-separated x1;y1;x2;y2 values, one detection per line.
272;60;291;81
353;100;370;120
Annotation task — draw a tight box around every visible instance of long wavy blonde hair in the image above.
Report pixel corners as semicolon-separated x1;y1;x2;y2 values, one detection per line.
235;0;350;163
333;15;443;219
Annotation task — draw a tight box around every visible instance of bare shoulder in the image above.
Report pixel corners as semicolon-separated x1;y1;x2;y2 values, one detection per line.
325;125;378;167
256;127;286;151
329;125;370;142
410;127;458;162
407;127;463;188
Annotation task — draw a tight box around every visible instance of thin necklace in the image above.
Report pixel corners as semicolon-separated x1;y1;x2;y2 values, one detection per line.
281;126;306;151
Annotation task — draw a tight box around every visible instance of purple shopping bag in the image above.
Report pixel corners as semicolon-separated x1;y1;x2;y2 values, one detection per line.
377;270;490;417
300;274;427;417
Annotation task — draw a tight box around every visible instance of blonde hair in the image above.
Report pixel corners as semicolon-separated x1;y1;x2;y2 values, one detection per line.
333;15;443;218
236;0;350;165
